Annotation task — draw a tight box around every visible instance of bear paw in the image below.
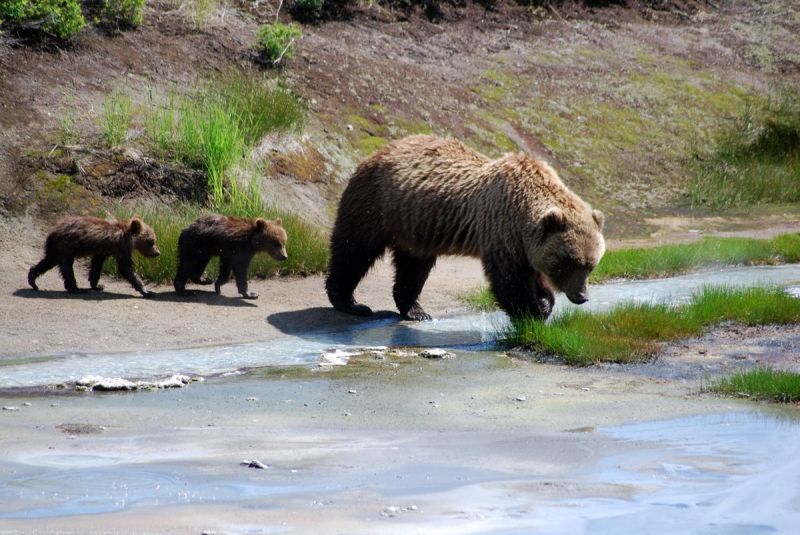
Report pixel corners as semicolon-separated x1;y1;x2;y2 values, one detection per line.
241;291;259;300
91;285;105;292
402;304;432;321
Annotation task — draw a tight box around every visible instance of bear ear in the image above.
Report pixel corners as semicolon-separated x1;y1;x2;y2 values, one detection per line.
255;218;267;231
541;207;566;235
275;218;283;227
129;217;143;235
592;209;605;231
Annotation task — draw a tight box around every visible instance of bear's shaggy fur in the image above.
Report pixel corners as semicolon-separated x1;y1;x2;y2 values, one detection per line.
326;135;605;320
28;215;161;296
173;215;288;299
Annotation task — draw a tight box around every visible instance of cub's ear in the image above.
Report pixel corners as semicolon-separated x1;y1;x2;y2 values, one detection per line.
129;217;143;235
592;209;604;231
275;218;283;227
541;207;565;235
255;218;267;231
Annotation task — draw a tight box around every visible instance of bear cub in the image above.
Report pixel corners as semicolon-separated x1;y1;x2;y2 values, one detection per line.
28;215;161;296
173;215;288;299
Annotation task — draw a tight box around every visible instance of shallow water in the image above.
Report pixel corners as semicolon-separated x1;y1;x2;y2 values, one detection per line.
1;409;798;534
1;264;798;388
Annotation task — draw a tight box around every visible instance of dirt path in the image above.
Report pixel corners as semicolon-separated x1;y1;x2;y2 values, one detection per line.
0;237;487;358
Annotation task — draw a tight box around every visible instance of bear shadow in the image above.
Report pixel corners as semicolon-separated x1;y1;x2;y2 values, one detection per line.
267;307;487;349
152;289;259;308
267;307;400;336
13;288;135;301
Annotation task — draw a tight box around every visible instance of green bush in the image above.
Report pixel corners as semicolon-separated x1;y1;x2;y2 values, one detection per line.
101;0;145;28
0;0;86;40
255;22;303;65
290;0;324;21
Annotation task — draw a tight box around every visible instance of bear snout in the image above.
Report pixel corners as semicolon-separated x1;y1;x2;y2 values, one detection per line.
567;292;588;305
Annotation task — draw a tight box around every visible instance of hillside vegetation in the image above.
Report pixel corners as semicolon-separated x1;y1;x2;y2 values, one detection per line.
1;0;799;280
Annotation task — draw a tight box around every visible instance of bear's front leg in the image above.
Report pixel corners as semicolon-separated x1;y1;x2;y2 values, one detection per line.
117;254;155;298
481;251;553;320
232;252;258;299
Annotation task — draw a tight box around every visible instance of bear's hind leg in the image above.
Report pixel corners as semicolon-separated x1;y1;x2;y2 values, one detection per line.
325;237;384;317
392;250;436;321
482;251;552;320
28;256;57;290
173;250;195;295
88;255;107;291
58;256;85;294
215;254;232;294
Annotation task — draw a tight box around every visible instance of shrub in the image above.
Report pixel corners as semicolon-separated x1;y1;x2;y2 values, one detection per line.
255;22;302;65
0;0;86;40
290;0;324;21
101;0;145;28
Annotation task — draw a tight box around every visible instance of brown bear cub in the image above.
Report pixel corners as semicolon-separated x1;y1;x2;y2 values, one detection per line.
173;215;288;299
28;215;161;296
326;135;606;321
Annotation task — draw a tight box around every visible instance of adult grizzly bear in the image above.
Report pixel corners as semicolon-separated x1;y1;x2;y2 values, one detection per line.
326;135;605;321
173;215;288;299
28;215;161;296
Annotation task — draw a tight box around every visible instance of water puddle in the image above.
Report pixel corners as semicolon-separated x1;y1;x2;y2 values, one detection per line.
0;264;798;389
1;411;798;533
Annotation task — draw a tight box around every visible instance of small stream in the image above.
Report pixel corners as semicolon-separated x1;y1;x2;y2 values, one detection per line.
0;264;798;389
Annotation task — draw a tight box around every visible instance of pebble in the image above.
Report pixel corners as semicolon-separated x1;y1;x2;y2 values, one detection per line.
348;389;357;394
515;396;527;402
246;397;259;402
2;406;20;411
240;460;268;469
420;348;455;359
22;402;32;407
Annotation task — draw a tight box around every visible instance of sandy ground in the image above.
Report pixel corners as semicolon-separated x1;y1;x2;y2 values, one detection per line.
0;232;487;358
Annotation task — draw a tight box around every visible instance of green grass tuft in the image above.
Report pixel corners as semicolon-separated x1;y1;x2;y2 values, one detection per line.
505;286;800;365
461;286;498;312
710;368;800;403
100;89;133;148
691;89;800;209
591;234;800;282
143;72;305;210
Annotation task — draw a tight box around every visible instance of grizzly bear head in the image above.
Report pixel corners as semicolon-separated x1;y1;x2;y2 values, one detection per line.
128;217;161;258
530;207;605;305
252;218;288;261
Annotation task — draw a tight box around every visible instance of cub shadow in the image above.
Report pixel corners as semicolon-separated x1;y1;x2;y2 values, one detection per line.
152;290;259;307
14;288;257;307
267;307;493;349
14;288;134;301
